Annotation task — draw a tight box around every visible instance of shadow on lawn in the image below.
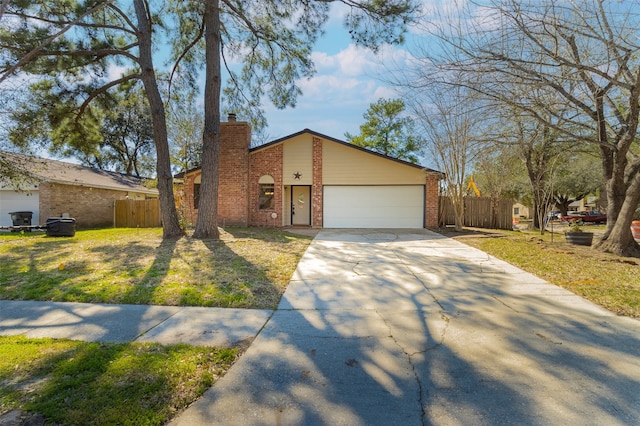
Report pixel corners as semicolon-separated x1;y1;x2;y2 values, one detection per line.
223;226;315;243
0;228;306;308
105;236;283;309
0;237;80;299
199;238;282;309
1;336;229;425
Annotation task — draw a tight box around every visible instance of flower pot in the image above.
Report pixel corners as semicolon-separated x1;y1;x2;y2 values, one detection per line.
565;232;593;246
631;221;640;240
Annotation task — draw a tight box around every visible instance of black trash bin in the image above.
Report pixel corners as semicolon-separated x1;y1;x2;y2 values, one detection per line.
46;217;76;237
9;211;33;232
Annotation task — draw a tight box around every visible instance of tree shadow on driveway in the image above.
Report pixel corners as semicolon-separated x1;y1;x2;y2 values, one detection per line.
172;229;640;425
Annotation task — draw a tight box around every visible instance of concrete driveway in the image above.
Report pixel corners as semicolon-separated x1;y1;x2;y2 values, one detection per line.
171;229;640;425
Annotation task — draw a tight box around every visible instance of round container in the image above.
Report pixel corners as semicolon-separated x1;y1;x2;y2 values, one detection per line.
631;220;640;240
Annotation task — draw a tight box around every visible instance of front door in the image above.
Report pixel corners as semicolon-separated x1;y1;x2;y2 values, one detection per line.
291;186;311;226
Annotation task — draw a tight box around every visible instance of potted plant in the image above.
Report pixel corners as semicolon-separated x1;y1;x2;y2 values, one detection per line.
565;220;594;246
631;210;640;241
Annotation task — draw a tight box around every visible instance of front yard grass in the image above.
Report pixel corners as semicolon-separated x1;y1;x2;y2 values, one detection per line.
0;227;313;309
0;335;238;425
0;227;312;424
450;228;640;318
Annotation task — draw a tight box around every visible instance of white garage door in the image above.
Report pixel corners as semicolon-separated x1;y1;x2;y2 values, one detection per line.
0;190;40;227
323;186;424;228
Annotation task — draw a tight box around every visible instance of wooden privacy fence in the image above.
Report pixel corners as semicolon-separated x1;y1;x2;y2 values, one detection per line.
439;196;513;230
115;199;161;228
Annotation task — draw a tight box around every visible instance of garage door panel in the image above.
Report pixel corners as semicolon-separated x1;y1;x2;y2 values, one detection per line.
0;190;40;227
324;186;423;228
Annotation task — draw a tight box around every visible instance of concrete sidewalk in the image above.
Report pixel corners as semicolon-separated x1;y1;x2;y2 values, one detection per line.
170;229;640;425
0;300;272;347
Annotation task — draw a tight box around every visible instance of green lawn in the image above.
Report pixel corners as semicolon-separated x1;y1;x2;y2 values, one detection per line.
0;336;237;425
450;228;640;318
0;227;313;309
0;227;312;424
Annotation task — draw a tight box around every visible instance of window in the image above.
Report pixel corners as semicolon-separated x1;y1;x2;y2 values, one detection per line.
514;207;520;215
194;183;200;209
258;175;275;210
259;183;275;210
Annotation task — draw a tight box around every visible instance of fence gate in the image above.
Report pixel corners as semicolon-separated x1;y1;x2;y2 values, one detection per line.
115;199;161;228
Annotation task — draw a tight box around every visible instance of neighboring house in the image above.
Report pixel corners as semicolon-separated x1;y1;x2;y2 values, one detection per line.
0;152;158;228
176;116;443;229
569;196;601;212
513;203;530;219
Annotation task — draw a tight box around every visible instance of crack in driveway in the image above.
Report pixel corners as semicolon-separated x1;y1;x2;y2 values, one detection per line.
376;303;450;426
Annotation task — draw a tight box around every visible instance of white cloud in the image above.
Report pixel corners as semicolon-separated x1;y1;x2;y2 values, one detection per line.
410;0;500;37
335;45;377;76
106;64;130;81
312;43;412;81
311;45;377;76
419;0;469;18
260;5;422;138
300;43;409;107
309;51;337;70
372;86;398;100
325;2;350;26
299;74;362;100
262;40;413;138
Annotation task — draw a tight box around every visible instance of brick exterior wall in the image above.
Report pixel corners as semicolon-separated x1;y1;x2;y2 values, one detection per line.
248;145;283;227
217;121;251;226
312;137;323;228
38;182;143;228
180;172;200;225
181;121;252;227
425;174;440;228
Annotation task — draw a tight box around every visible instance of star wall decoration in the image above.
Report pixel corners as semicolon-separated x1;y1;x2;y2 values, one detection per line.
293;171;302;180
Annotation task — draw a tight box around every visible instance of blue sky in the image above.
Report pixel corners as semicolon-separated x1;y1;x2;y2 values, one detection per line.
257;4;415;142
259;0;498;144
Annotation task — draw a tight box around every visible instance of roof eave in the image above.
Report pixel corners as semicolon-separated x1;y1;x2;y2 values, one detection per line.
46;178;159;195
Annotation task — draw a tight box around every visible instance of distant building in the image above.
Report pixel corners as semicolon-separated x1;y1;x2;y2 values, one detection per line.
0;152;158;228
513;203;530;219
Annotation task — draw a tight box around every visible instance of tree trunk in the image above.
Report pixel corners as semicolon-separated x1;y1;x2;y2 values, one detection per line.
452;193;464;231
133;0;183;239
531;198;541;230
192;0;221;239
554;195;571;217
593;174;640;257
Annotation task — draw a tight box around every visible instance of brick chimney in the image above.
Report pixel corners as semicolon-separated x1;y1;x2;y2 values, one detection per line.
218;118;251;226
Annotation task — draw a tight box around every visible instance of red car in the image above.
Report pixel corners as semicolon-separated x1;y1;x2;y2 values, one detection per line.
561;210;607;224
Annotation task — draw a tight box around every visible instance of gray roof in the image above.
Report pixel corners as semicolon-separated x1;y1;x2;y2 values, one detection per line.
0;151;158;195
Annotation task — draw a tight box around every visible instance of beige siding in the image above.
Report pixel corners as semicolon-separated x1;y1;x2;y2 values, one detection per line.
323;141;426;184
283;135;313;185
